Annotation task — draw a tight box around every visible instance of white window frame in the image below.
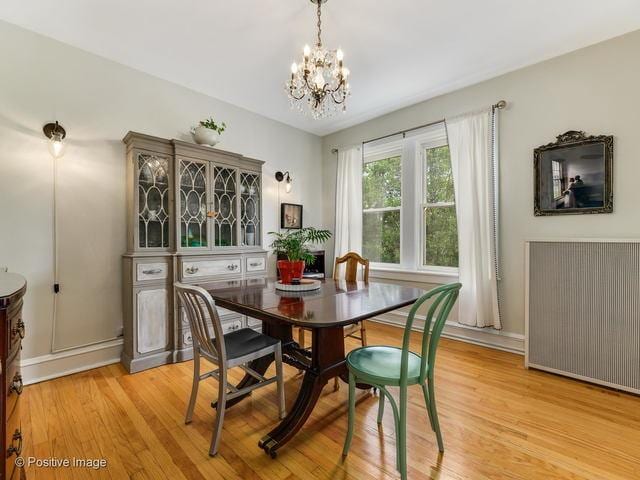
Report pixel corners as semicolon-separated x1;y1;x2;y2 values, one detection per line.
362;144;403;268
418;139;458;274
362;123;459;275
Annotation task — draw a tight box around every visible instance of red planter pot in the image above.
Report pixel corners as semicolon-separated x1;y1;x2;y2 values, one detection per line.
277;260;305;284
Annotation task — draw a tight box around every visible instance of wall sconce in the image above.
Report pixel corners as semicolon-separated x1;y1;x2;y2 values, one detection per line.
43;121;67;158
42;121;67;350
275;171;293;193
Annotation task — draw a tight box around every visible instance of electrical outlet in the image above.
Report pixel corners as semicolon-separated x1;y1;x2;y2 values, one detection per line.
0;266;8;273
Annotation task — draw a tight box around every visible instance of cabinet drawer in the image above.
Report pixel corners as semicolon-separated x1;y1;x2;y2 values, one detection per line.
179;305;236;328
8;310;24;361
182;258;241;278
222;318;243;335
6;299;23;322
181;318;243;347
6;408;22;477
246;256;266;273
5;359;22;418
136;262;169;282
247;316;262;328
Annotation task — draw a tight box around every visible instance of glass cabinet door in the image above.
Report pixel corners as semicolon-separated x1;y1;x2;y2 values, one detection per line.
212;166;238;247
137;153;170;249
240;172;261;247
179;159;208;248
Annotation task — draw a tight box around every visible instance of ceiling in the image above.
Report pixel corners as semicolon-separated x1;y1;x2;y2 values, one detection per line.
2;1;640;136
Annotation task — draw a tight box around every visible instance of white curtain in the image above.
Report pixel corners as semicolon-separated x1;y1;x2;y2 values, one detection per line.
446;110;501;329
334;146;362;263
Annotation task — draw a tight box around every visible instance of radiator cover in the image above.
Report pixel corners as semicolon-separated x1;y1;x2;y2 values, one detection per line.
526;240;640;394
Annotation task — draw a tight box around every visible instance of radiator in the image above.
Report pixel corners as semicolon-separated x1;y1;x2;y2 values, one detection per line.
525;240;640;394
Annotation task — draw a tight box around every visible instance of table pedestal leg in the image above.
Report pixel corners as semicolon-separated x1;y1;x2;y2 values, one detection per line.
259;326;346;457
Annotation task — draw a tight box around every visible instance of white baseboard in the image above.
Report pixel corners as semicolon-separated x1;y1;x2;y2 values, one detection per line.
18;313;522;386
373;311;524;355
21;339;123;385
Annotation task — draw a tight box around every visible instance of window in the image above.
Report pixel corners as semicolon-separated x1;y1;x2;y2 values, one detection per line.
422;145;458;267
552;160;562;199
362;155;401;264
362;123;458;271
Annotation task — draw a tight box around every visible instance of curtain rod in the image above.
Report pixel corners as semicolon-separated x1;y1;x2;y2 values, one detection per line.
361;99;507;146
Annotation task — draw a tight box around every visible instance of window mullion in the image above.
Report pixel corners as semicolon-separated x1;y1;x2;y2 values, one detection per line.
400;138;416;269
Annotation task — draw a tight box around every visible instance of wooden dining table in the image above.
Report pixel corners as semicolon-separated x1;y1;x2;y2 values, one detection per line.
203;277;425;457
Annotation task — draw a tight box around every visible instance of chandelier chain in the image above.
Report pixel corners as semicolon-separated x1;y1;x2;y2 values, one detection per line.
316;1;322;47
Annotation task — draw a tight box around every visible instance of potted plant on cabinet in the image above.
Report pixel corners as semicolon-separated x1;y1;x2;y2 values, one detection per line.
269;227;332;284
191;117;227;147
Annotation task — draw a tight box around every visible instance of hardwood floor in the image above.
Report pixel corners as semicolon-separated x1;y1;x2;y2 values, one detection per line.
19;323;640;479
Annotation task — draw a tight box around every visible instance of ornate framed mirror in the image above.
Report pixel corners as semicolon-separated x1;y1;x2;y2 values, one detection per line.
534;130;613;216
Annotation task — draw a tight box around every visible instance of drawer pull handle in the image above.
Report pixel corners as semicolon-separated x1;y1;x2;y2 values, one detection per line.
13;319;25;340
10;373;23;395
185;266;199;274
249;262;262;267
227;264;239;271
8;430;22;456
142;268;163;275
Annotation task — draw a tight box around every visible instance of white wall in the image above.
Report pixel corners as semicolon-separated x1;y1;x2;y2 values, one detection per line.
322;29;640;336
0;21;323;364
3;19;639;373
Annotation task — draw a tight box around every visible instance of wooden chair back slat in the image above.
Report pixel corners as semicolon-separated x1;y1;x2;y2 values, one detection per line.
334;252;370;282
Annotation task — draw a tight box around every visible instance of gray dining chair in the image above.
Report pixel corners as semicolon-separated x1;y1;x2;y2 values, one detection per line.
175;282;286;456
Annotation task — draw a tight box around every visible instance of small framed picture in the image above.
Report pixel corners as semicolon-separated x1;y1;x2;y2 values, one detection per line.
281;203;303;229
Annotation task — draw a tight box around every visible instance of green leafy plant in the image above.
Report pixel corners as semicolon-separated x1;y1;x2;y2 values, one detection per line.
268;227;332;264
199;117;227;134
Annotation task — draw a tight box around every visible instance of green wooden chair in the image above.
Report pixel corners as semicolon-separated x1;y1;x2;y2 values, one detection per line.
342;282;462;480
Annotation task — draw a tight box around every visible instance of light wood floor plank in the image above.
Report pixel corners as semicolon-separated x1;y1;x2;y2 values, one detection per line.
18;323;640;479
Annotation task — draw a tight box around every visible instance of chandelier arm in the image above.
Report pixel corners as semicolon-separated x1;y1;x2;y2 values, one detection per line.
303;76;314;92
331;90;347;104
289;89;307;101
327;80;344;94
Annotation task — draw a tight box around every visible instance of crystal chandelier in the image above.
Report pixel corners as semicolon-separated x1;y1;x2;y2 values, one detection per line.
287;0;350;119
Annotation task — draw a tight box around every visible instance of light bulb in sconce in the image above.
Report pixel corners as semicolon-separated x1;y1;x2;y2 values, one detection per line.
275;171;293;193
43;121;67;159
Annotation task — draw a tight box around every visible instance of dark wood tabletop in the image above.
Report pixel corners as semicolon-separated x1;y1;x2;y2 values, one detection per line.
204;277;425;328
200;277;426;458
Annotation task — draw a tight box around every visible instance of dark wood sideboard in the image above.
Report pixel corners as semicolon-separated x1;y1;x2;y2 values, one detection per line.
0;273;27;480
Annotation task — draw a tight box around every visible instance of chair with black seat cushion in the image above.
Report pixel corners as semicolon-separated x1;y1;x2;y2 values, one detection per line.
175;282;286;456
